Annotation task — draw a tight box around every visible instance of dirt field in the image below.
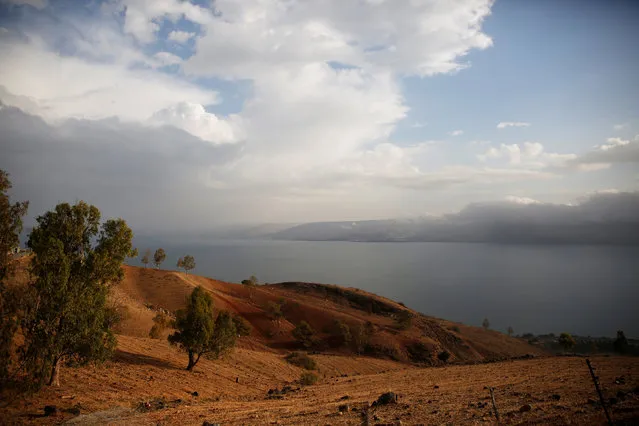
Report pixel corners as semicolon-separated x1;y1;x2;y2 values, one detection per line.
1;336;638;425
2;265;638;425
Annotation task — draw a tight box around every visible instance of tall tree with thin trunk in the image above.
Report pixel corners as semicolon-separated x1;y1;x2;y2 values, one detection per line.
168;286;237;371
153;248;166;269
22;201;135;388
141;249;151;268
0;170;29;381
182;255;195;274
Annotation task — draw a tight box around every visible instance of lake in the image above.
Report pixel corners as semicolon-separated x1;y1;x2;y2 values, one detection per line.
130;239;639;338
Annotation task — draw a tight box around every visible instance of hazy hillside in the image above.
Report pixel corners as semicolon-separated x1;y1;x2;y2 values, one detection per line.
268;192;639;244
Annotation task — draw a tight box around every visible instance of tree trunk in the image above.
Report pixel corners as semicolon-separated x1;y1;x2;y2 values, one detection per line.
186;351;196;371
48;358;60;386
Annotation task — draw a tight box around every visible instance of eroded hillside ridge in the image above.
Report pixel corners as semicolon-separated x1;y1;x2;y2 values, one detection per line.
115;265;546;365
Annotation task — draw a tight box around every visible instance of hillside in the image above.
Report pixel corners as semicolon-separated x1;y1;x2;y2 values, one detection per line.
113;265;545;364
2;265;639;425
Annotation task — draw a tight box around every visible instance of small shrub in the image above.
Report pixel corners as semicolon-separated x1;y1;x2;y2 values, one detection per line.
300;371;318;386
407;341;431;363
329;320;352;347
232;314;252;337
482;318;490;330
437;350;451;362
292;321;316;348
614;330;629;354
558;332;576;351
451;325;461;333
395;310;413;330
285;352;318;370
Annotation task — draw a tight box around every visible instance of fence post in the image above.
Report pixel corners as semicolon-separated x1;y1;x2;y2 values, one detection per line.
586;358;612;425
489;386;500;423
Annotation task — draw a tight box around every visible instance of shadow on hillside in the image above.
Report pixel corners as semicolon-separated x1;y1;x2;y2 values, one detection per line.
113;349;179;370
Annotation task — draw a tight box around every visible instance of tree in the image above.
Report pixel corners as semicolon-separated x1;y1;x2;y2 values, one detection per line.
482;318;490;330
149;311;171;339
177;257;184;270
438;350;451;362
242;275;258;286
352;322;373;354
330;319;352;347
292;321;316;348
266;301;284;325
614;330;629;354
232;314;252;337
168;286;237;371
182;255;195;274
507;326;514;337
0;170;29;381
395;310;413;330
141;249;151;268
153;248;166;269
22;201;134;387
558;332;576;351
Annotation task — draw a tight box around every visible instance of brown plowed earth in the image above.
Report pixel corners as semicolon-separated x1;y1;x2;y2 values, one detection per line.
2;264;638;425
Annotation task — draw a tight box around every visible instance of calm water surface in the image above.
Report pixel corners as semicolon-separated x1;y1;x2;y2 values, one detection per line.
130;239;639;338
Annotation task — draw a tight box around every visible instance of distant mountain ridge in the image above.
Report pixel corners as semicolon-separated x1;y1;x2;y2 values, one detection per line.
266;192;639;244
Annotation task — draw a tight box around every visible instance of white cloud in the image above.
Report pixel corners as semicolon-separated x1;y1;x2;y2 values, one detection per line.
0;38;217;123
497;121;531;129
110;0;212;44
572;135;639;165
613;123;627;131
449;129;464;136
149;102;243;145
478;142;577;169
505;195;541;205
168;30;196;43
153;51;183;66
3;0;47;9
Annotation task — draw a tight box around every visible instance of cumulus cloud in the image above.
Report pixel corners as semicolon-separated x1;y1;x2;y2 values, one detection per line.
497;121;531;129
572;135;639;165
168;30;196;43
153;51;183;66
0;38;217;123
149;102;243;145
477;142;576;169
449;130;464;136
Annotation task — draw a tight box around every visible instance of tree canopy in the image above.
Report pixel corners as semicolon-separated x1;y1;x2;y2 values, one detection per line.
153;248;166;269
0;170;29;381
141;249;151;268
168;286;237;371
22;201;135;387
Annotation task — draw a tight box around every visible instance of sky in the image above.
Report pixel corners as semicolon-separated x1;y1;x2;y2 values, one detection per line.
0;0;638;231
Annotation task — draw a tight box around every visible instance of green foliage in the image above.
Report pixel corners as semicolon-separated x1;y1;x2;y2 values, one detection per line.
266;301;284;324
141;249;151;268
21;201;134;387
482;318;490;330
285;352;318;370
149;312;171;339
352;322;373;354
181;255;195;274
153;248;166;269
395;310;413;330
558;332;576;351
231;314;252;337
407;341;432;363
0;170;29;382
292;321;316;349
437;350;451;362
242;275;258;286
614;330;629;354
168;287;237;371
299;371;318;386
329;319;352;347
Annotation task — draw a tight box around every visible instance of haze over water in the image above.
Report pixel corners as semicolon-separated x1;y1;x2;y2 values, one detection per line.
131;239;639;339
